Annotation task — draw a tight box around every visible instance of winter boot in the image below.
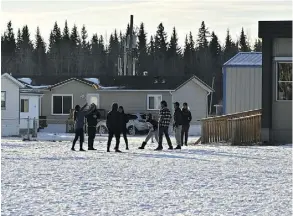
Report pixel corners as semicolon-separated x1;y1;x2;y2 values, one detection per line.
80;143;85;151
168;145;173;150
175;145;181;150
138;142;146;149
154;145;163;151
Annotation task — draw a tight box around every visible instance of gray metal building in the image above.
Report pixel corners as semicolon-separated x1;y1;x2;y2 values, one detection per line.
222;52;262;114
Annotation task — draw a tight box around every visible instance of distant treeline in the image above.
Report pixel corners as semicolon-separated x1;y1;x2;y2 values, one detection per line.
1;20;262;105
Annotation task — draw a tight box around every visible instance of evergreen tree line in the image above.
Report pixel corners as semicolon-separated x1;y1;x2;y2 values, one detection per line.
1;20;262;104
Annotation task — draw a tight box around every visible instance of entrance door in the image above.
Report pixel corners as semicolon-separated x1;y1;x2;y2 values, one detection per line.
86;94;100;108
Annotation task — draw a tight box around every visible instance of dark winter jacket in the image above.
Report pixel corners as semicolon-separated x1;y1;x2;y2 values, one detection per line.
74;104;87;129
86;109;101;127
147;119;158;131
158;107;172;128
173;107;183;127
106;104;121;133
119;112;129;131
181;108;192;125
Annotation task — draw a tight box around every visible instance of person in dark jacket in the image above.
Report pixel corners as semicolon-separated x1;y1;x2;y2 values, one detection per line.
181;102;192;146
139;113;159;149
71;103;88;151
106;103;121;152
173;102;183;149
155;100;173;151
86;103;101;150
118;106;129;150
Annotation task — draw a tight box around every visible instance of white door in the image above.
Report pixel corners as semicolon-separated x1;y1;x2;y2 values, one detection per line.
86;94;100;108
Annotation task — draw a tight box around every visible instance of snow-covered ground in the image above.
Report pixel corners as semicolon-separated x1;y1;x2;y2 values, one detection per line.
1;135;292;216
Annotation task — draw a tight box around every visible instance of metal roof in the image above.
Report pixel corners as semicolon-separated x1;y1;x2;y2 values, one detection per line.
223;52;262;66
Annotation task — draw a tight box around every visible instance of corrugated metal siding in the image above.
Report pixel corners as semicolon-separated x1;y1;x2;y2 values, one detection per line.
272;38;292;143
223;52;262;66
225;67;262;114
273;38;292;57
172;79;208;123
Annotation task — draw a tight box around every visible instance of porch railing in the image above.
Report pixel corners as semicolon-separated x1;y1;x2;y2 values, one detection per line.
201;109;262;145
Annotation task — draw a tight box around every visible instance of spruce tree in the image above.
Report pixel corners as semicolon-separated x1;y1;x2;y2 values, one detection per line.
52;22;62;45
253;39;262;52
197;21;209;50
16;29;22;51
91;34;99;74
209;31;221;58
34;27;47;75
239;27;251;52
224;29;238;61
137;22;148;75
168;27;180;57
18;25;34;75
4;21;16;55
154;23;168;75
189;32;195;52
183;35;191;75
61;20;71;75
70;24;80;48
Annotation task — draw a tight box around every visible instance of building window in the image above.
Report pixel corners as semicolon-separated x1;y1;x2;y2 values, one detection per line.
20;99;29;112
147;94;162;110
1;91;6;110
52;95;73;115
276;62;292;101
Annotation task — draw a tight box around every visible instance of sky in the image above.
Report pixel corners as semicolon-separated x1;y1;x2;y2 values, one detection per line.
1;0;292;48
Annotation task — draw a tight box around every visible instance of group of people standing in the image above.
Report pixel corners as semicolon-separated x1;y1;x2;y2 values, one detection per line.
138;100;192;151
71;100;192;152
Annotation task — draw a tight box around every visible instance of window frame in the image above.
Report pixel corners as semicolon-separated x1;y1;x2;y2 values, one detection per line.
275;60;292;102
20;98;29;113
1;91;6;110
147;94;162;111
51;94;73;115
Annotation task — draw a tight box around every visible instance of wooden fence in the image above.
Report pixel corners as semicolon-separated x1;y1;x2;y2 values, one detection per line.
201;109;262;145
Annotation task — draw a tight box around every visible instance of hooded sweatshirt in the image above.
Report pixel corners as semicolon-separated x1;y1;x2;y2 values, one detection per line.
106;103;121;133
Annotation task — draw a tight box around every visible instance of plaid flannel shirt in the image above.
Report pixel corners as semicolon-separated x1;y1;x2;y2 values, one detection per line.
158;107;172;127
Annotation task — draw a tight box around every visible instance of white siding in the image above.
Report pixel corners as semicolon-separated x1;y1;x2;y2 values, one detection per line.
225;67;262;114
172;79;208;123
1;77;20;136
20;95;40;129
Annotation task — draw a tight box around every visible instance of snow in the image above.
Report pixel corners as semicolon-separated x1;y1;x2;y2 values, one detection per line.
18;78;32;85
84;78;100;85
27;85;50;89
1;134;292;216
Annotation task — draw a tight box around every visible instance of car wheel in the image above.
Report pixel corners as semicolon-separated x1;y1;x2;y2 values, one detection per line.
98;125;108;134
127;125;136;136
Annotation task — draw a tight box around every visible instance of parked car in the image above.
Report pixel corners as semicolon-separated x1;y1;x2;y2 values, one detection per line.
96;113;150;136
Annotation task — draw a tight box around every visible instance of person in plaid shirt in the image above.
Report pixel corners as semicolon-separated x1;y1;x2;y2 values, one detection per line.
155;100;173;151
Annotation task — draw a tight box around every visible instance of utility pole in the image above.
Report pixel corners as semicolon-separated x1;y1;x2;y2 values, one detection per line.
127;15;134;76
